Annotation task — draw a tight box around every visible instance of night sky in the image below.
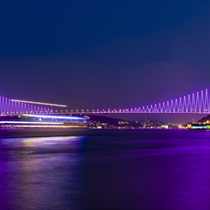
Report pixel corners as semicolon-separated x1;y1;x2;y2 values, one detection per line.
1;1;210;123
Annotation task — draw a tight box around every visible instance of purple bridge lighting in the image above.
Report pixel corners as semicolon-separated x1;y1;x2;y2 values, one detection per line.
2;88;210;116
0;96;54;115
68;88;210;114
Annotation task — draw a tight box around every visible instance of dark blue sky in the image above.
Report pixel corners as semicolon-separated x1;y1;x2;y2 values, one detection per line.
1;1;210;123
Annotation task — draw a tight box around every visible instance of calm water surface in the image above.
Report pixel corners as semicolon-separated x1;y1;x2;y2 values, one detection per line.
0;129;210;210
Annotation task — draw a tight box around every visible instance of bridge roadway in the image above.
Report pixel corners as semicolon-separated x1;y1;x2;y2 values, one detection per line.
54;111;210;115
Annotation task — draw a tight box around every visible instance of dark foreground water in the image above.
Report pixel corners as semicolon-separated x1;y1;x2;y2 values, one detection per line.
0;129;210;210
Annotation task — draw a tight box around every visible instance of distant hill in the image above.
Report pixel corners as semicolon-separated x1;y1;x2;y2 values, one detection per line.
79;114;177;128
197;115;210;123
86;115;123;125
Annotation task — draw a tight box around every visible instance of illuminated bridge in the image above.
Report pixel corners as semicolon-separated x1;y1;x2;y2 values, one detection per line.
2;88;210;116
67;88;210;115
0;97;66;115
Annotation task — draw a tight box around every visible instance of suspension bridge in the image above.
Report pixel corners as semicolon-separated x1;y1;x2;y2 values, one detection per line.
67;88;210;115
1;88;210;116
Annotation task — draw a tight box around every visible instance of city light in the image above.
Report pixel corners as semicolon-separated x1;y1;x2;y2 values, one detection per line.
23;114;88;120
0;121;63;124
1;125;82;128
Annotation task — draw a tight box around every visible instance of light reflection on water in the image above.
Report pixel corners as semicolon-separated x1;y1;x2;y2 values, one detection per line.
1;136;83;146
0;135;85;210
0;130;210;210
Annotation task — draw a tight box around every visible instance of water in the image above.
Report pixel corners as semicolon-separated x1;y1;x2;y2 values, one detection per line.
0;129;210;210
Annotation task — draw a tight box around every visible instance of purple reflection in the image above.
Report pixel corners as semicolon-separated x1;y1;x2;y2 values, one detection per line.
0;135;86;210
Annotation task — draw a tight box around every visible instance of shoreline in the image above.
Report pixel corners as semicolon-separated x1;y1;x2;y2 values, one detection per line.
0;128;187;139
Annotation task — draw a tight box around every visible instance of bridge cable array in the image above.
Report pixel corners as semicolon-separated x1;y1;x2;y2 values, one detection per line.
0;96;54;115
91;89;210;114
